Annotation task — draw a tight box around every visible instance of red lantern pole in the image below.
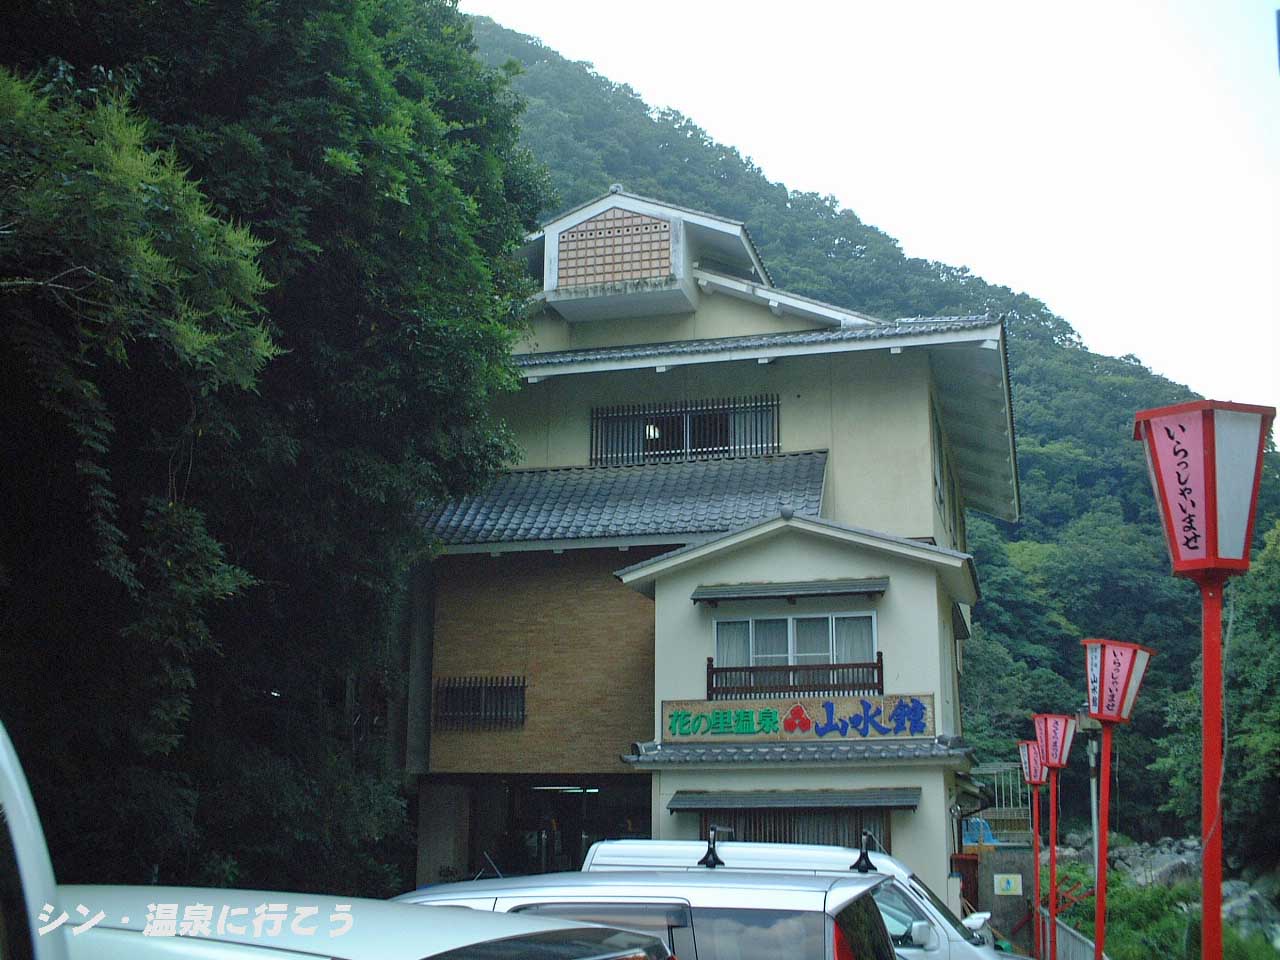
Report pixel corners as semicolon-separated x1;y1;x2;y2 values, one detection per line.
1032;785;1042;960
1034;715;1074;960
1202;574;1225;960
1082;637;1153;960
1094;723;1112;960
1134;400;1274;960
1048;767;1059;960
1020;740;1047;960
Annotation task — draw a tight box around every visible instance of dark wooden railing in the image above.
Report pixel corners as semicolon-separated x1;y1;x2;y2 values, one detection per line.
433;675;526;730
590;395;780;466
705;653;884;700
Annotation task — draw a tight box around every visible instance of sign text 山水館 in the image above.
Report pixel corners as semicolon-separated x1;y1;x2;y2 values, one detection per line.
661;694;935;743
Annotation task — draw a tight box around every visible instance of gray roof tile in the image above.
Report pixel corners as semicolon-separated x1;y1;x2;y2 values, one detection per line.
516;316;993;369
666;788;922;810
622;738;971;766
422;451;827;546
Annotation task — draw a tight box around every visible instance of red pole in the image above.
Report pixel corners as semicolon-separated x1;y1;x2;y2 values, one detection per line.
1202;576;1224;960
1032;785;1042;960
1095;724;1113;960
1049;767;1059;960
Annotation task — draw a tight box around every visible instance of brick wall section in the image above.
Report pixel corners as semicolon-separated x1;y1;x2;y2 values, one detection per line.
556;207;672;288
429;548;667;774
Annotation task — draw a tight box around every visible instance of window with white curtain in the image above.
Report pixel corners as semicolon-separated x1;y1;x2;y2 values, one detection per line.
715;614;876;666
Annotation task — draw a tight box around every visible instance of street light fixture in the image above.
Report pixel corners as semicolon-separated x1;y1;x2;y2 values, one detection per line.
1081;638;1154;960
1033;713;1076;960
1018;740;1048;960
1134;399;1274;960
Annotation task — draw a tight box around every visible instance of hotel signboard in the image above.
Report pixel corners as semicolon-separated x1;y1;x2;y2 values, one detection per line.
661;694;935;744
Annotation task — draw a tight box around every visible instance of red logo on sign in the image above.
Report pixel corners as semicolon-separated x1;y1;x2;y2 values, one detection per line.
783;703;813;733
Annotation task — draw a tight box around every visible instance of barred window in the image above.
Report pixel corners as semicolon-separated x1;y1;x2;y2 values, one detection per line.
590;395;779;466
433;676;526;730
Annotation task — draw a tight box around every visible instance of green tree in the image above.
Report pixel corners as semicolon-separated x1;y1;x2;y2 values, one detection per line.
1151;520;1280;874
0;66;273;865
2;0;548;892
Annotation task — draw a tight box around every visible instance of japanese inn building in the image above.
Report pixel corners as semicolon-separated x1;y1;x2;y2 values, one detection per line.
403;189;1020;894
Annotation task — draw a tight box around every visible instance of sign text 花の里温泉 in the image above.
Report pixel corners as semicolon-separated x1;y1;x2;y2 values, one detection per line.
661;694;934;743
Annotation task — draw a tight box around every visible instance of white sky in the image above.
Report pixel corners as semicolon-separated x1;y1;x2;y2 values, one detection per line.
462;0;1279;427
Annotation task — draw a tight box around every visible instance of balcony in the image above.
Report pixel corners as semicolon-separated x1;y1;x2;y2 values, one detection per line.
705;653;884;701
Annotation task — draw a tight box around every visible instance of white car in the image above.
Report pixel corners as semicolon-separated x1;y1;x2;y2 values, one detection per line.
395;867;897;960
0;720;669;960
581;837;1025;960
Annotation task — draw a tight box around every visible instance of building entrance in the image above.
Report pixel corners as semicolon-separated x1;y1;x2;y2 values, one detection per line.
462;774;651;878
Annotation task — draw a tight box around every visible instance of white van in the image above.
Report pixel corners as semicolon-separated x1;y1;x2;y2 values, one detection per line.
397;868;898;960
581;838;1024;960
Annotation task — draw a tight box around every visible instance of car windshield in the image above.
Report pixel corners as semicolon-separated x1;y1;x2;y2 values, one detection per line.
430;926;668;960
908;874;975;940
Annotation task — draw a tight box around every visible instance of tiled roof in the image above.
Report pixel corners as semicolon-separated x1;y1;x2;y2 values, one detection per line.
516;316;992;369
421;451;827;547
621;738;972;766
666;788;922;811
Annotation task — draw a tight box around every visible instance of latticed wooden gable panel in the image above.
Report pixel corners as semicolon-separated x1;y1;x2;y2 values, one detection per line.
556;206;672;287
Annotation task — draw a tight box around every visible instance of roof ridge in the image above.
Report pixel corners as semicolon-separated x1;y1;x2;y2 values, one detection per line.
515;315;996;366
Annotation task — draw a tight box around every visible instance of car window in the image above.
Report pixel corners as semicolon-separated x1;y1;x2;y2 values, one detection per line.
0;802;35;960
872;883;929;946
908;874;972;939
510;902;693;958
832;894;896;960
690;907;823;960
430;926;668;960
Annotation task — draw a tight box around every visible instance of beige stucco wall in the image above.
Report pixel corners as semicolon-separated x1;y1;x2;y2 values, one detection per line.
514;292;826;356
649;765;953;895
935;582;961;737
496;349;936;539
648;528;952;728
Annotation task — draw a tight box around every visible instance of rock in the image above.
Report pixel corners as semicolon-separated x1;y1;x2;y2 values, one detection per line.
1039;846;1078;866
1221;887;1280;946
1150;853;1199;886
1221;880;1250;900
1119;846;1200;887
1065;831;1090;849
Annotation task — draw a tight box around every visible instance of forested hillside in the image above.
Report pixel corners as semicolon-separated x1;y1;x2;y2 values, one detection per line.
1;0;548;893
471;18;1280;870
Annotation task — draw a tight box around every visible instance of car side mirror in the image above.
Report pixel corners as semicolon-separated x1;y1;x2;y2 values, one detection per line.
909;920;933;947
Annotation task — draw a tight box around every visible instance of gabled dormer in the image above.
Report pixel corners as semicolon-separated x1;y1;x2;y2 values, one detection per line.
521;186;772;322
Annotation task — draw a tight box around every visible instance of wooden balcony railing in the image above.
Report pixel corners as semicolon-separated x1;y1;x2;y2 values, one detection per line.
433;675;526;730
705;653;884;700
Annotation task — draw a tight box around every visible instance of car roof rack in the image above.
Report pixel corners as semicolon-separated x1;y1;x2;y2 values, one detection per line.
697;824;735;868
850;831;876;873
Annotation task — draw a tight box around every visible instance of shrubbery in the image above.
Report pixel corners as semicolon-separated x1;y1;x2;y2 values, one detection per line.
1051;864;1279;960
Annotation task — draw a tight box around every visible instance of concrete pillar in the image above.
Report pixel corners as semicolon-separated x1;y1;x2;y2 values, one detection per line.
405;563;433;776
417;780;471;887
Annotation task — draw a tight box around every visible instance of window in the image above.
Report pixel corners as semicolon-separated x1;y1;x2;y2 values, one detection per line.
832;894;898;960
872;882;931;947
715;614;875;667
512;902;694;958
433;676;526;729
690;908;824;960
1;800;36;960
590;395;779;465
